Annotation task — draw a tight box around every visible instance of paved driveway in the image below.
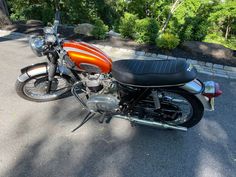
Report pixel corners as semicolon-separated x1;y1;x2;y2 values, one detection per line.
0;37;236;177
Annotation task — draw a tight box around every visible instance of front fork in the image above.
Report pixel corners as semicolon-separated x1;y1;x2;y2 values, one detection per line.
46;54;58;93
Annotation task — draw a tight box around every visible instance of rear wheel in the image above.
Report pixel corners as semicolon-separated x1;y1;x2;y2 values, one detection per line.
15;73;73;102
132;89;204;128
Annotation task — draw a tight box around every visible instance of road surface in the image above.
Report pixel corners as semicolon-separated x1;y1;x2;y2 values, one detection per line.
0;37;235;177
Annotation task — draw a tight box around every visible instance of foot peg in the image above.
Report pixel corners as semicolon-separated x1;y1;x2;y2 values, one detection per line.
105;116;112;123
98;114;106;123
98;113;113;124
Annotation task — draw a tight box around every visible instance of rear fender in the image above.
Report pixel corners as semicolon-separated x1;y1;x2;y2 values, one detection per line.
17;62;70;82
181;79;213;111
195;94;213;111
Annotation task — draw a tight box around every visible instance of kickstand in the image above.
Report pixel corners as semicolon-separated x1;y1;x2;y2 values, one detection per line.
71;111;95;132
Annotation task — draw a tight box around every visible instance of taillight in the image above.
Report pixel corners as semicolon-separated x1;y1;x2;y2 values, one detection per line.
203;81;222;99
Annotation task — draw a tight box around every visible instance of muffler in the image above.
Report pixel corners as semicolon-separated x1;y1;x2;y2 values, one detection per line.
113;115;187;132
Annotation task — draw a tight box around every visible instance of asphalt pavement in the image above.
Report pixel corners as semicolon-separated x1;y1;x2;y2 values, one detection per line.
0;37;236;177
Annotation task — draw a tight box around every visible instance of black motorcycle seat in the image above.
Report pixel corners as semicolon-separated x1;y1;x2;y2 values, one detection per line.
112;59;197;86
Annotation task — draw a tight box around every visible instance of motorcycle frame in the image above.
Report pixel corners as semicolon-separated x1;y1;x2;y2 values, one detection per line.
17;56;213;112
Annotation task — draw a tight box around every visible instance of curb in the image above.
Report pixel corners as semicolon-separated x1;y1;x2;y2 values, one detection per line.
1;29;236;80
93;44;236;79
0;29;28;41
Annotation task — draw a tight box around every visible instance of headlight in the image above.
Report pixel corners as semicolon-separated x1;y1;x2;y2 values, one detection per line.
29;36;45;57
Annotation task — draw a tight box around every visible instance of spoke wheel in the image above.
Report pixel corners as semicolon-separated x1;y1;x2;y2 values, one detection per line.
16;74;73;102
132;89;204;128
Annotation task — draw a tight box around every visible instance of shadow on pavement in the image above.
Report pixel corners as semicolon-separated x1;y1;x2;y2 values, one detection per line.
2;71;236;176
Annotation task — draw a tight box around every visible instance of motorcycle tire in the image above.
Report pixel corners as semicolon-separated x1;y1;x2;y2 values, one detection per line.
171;90;204;128
135;89;204;128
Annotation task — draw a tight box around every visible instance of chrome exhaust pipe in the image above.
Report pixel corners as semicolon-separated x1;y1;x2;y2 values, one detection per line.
113;115;187;132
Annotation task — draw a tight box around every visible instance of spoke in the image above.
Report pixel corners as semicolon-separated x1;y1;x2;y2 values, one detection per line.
132;91;193;125
51;87;71;92
160;109;182;113
23;75;71;99
24;86;38;89
24;87;40;92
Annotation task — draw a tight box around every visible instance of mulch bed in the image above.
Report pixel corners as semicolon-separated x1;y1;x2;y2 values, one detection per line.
2;22;236;67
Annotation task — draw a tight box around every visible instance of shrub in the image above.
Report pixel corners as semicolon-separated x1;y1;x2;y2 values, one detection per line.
91;18;109;39
156;32;180;50
135;18;158;44
119;13;137;39
204;33;225;44
204;33;236;50
113;19;121;33
179;25;193;41
192;22;208;41
9;3;54;25
41;7;54;25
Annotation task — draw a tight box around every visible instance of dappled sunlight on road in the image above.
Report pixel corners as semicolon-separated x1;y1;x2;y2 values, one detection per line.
199;119;228;143
109;118;137;141
96;145;132;177
0;39;236;177
196;149;224;177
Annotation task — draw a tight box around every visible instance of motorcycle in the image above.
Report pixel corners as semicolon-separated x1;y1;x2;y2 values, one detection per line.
15;10;222;132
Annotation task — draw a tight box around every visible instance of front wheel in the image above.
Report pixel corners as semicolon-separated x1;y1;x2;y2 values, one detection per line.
132;89;204;128
15;73;73;102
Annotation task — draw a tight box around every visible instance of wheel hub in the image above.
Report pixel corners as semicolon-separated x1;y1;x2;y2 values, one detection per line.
154;102;182;121
34;77;59;93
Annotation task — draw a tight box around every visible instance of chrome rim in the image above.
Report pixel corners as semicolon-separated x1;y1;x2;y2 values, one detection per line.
23;75;71;100
159;91;193;125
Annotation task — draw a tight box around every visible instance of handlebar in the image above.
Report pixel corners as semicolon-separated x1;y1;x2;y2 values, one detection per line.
53;10;60;33
55;11;61;23
53;0;61;33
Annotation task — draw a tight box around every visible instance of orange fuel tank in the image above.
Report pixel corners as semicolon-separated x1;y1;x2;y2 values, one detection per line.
63;41;112;73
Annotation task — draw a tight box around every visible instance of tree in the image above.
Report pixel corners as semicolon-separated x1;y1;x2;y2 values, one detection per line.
0;0;8;15
161;0;183;33
208;0;236;39
0;0;11;26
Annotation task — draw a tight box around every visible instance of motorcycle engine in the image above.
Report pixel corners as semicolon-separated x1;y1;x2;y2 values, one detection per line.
82;73;120;112
86;94;119;112
84;74;103;93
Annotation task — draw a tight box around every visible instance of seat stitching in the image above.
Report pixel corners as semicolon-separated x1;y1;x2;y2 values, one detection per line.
174;60;177;73
140;61;145;73
157;61;163;73
151;61;156;73
168;61;173;73
133;61;139;73
135;61;143;73
131;60;138;71
153;61;158;73
128;61;135;71
171;61;174;73
162;61;168;73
